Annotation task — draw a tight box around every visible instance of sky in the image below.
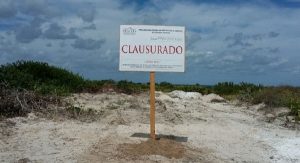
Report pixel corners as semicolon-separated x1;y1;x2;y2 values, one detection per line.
0;0;300;86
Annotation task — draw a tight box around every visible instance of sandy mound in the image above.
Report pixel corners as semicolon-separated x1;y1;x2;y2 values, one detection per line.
201;93;225;103
168;90;202;99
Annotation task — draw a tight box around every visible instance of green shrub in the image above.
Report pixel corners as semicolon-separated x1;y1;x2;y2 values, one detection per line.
157;82;175;92
289;98;300;119
117;80;147;94
214;82;238;95
213;82;262;96
252;87;298;106
83;80;108;93
34;83;71;96
251;86;300;117
0;60;86;95
2;60;299;119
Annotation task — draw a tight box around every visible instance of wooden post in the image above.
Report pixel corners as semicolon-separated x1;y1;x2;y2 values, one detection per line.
150;72;156;140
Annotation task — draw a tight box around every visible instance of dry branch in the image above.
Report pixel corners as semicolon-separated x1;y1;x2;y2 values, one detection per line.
0;82;61;118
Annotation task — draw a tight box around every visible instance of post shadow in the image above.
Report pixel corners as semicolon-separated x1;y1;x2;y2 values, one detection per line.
131;133;188;142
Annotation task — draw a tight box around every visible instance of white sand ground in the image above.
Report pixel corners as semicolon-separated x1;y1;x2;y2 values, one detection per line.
0;91;299;163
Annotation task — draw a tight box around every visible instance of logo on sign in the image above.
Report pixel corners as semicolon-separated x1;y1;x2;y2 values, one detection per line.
123;27;136;35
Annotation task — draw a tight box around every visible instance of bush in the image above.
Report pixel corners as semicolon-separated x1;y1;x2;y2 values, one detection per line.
117;80;148;94
1;60;299;119
251;86;300;117
83;80;108;93
252;87;298;106
214;82;238;95
213;82;262;96
0;82;60;118
157;82;175;92
289;98;300;119
0;60;86;95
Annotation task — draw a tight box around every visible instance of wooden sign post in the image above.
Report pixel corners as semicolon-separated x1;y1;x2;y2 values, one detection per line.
150;72;156;139
119;25;185;141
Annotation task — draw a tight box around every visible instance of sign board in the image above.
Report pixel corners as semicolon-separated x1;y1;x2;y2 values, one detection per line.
119;25;185;72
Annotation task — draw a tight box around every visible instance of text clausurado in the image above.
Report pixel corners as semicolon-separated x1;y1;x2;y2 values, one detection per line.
121;45;183;54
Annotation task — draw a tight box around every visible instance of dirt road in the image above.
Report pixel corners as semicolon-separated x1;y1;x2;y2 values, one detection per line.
1;91;299;162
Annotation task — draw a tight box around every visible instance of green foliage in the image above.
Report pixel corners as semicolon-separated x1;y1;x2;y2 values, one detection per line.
252;86;299;106
1;60;299;118
213;83;300;117
83;80;112;93
157;82;175;92
289;98;300;119
251;86;300;117
213;82;262;95
117;80;148;94
0;60;85;95
214;82;238;95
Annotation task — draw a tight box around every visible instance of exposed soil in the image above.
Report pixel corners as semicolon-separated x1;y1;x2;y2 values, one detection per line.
0;91;299;163
117;138;186;159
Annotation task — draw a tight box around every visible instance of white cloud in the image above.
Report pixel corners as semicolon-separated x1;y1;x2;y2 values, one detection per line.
1;0;300;85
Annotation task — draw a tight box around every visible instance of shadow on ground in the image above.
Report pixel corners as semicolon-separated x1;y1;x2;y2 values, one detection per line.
131;133;188;142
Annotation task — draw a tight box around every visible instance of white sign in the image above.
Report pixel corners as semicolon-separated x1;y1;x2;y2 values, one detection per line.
119;25;185;72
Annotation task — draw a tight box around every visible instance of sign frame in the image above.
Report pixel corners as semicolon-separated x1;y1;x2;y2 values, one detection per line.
119;25;186;73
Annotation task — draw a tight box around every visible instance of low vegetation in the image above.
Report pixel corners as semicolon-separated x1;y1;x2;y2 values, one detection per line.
213;82;300;119
251;86;300;119
0;60;85;95
0;60;299;120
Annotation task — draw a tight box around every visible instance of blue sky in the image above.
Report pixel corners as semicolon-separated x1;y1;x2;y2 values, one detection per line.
0;0;300;86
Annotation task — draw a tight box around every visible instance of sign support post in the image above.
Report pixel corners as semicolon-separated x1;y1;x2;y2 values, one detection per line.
150;72;156;140
119;25;185;141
